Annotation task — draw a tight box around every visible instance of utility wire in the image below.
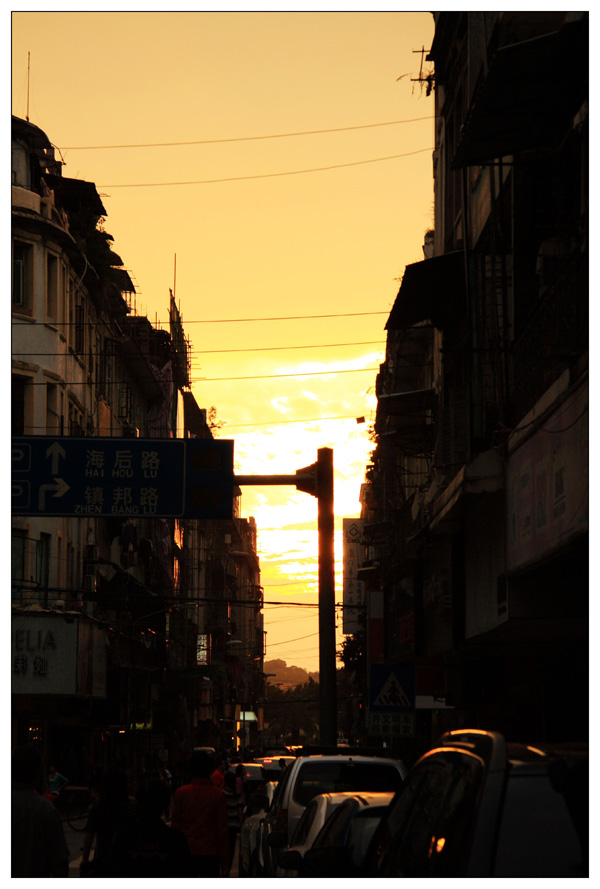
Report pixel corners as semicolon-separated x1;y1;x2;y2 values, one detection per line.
99;147;433;188
13;310;388;326
20;366;379;386
62;116;435;150
14;339;385;359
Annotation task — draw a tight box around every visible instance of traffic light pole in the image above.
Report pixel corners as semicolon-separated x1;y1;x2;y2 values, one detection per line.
235;447;337;746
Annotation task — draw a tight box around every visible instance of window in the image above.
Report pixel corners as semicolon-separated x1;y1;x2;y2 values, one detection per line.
37;533;51;606
347;810;386;867
293;762;403;808
291;799;320;846
494;773;584;876
12;529;28;603
46;382;63;435
68;401;84;436
12;374;33;435
66;542;75;591
46;252;59;320
382;750;484;877
60;262;68;333
75;299;85;355
13;241;34;313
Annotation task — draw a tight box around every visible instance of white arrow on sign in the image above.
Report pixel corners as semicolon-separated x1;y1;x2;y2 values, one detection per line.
46;442;66;475
38;477;70;511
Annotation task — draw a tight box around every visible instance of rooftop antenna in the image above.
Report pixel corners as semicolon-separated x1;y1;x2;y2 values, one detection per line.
173;253;177;301
26;52;30;121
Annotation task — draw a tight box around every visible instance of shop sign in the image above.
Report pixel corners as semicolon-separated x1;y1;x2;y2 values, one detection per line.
12;615;77;695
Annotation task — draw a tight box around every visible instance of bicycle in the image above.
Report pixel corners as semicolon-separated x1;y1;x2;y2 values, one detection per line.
63;786;94;831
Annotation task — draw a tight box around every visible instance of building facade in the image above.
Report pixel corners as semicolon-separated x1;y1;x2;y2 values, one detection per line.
12;115;264;783
357;12;588;756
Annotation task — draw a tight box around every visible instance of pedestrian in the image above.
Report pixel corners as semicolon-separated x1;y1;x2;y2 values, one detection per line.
170;750;229;876
211;754;227;788
224;770;243;873
79;767;136;877
111;777;192;876
45;763;69;800
235;762;247;805
11;744;69;877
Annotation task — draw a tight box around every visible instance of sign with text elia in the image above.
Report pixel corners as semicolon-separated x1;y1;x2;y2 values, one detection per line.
12;436;234;519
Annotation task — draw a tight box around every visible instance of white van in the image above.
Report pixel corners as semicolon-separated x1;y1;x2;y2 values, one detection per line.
260;754;406;876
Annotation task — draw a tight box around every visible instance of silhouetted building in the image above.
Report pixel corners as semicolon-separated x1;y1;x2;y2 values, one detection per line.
358;12;588;754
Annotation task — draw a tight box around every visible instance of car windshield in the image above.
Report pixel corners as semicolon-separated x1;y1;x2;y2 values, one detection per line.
293;761;402;807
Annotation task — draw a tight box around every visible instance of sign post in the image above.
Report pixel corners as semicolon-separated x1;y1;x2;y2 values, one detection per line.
235;448;337;747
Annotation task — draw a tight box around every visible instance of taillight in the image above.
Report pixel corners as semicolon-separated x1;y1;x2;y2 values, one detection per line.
272;807;288;835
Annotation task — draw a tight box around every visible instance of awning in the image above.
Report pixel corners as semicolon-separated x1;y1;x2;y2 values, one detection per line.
428;449;505;532
108;267;136;294
43;173;107;217
452;18;588;169
386;251;466;330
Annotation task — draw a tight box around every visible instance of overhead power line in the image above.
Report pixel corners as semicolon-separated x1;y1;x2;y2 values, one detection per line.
20;365;379;386
62;116;435;150
12;310;388;327
99;147;433;188
13;339;385;359
194;367;378;382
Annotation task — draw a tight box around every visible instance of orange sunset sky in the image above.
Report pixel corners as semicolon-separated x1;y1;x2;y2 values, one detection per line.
12;9;435;673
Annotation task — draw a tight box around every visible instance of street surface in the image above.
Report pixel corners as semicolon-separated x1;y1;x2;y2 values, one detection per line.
63;819;240;877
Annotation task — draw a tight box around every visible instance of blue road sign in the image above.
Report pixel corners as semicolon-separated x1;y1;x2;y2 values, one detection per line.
369;663;415;712
11;436;234;519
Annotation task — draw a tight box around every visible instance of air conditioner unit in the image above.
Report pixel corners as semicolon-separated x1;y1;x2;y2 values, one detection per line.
83;574;97;593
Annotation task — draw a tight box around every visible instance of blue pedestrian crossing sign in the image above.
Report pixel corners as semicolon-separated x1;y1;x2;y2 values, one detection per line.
369;664;415;712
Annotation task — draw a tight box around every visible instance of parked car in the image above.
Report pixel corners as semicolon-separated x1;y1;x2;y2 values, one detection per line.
278;791;394;877
254;756;295;781
274;791;358;877
238;781;278;877
260;753;406;876
362;729;588;878
228;762;266;800
263;745;292;757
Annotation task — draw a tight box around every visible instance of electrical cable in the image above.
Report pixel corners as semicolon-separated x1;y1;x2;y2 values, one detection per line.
98;147;433;188
13;339;385;358
12;309;389;326
61;116;435;150
19;365;380;386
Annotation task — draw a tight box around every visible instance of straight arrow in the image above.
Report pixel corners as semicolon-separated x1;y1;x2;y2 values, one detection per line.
46;441;66;475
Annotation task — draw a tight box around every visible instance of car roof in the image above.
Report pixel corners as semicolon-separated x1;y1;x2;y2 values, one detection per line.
346;791;395;807
292;754;404;765
229;762;264;773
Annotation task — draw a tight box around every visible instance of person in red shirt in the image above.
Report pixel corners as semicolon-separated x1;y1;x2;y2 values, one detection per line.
170;751;229;876
211;756;227;789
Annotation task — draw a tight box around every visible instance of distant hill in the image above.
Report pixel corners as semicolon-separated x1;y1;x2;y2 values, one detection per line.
264;659;319;688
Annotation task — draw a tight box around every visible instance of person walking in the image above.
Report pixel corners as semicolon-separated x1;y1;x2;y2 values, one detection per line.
11;744;69;877
111;778;191;876
211;755;227;789
224;770;243;874
170;750;229;876
79;767;136;877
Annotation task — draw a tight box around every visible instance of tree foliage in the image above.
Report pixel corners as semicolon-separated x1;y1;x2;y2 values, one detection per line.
265;678;320;745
